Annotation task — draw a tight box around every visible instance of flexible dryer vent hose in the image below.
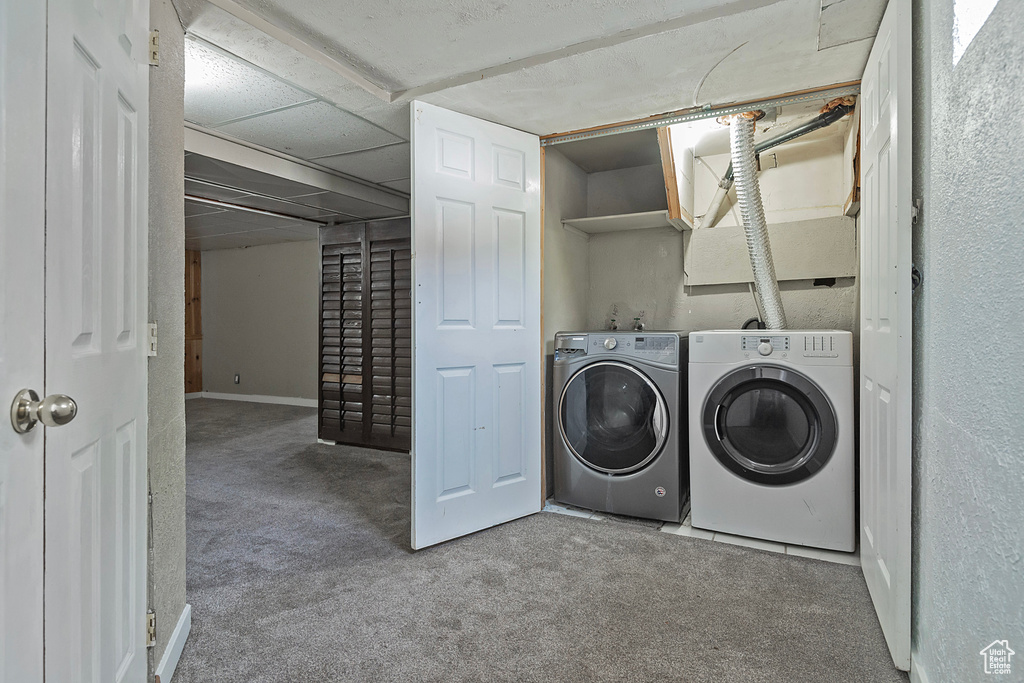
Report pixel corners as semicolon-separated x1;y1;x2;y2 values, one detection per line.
730;115;788;330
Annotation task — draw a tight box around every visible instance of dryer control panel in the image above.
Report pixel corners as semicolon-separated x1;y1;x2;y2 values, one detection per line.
741;335;790;357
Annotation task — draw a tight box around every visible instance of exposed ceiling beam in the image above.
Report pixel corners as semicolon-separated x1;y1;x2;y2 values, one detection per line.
184;125;409;213
205;0;394;102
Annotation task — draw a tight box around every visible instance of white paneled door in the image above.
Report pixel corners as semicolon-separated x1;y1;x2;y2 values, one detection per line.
2;0;150;680
0;3;47;681
410;101;542;549
859;0;912;671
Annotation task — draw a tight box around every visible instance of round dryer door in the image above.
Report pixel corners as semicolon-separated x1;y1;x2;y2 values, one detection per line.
702;365;838;485
558;361;669;475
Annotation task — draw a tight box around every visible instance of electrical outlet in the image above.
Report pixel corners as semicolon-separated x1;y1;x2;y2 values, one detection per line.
233;374;240;384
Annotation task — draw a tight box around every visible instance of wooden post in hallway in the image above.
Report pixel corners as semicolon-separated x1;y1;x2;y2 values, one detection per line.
185;249;203;393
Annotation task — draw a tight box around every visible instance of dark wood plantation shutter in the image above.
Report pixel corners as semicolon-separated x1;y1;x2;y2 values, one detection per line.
320;218;411;451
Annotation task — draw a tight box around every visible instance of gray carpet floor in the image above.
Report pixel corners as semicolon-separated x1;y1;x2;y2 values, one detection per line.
177;399;907;683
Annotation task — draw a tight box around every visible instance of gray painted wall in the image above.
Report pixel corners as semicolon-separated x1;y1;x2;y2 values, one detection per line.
147;0;187;675
542;148;590;491
201;240;319;400
543;148;590;348
586;163;667;216
911;1;1024;680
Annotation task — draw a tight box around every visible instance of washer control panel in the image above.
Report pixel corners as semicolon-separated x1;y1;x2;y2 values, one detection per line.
554;332;680;364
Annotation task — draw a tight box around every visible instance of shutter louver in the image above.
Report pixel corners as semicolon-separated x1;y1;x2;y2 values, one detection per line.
319;219;411;451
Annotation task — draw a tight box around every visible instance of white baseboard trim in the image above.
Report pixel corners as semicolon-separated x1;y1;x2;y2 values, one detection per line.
910;655;929;683
184;392;202;400
317;438;337;445
195;391;317;408
154;603;191;683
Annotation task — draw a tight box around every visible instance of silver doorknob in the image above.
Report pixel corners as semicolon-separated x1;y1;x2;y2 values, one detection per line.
10;389;78;434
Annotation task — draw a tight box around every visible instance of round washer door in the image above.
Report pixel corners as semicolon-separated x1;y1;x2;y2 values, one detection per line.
702;365;837;485
558;361;669;474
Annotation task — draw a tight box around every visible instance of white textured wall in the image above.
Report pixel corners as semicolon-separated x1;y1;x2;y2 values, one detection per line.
585;226;857;333
202;240;319;400
911;1;1024;680
147;0;187;673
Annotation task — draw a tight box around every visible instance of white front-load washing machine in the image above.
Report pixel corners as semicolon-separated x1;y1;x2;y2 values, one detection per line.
553;331;688;523
688;329;855;551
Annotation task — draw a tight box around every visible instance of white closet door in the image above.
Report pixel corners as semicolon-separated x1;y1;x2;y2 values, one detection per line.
859;0;913;671
44;0;150;679
410;101;542;549
0;2;46;680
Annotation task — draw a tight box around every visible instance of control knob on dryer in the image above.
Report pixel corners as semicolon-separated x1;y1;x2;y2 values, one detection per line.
757;341;773;356
604;338;617;350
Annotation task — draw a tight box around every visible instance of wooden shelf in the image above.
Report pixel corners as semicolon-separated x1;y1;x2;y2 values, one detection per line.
561;210;689;235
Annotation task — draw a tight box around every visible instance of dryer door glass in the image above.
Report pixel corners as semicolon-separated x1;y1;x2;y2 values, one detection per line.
559;361;669;474
703;366;837;485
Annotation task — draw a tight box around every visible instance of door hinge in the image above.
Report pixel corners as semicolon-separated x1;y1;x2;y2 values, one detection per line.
147;323;158;357
911;263;923;291
911;198;922;224
149;30;160;66
146;610;156;648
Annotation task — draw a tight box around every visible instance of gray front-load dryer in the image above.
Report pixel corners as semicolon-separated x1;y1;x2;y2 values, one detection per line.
553;331;688;523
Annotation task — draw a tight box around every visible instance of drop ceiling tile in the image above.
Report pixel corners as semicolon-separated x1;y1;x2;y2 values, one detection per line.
288;191;404;220
185;178;251;202
185;200;228;218
190;229;314;251
184;38;315;127
313;143;410;184
235;193;352;221
181;7;410;139
216;101;403;160
185;211;248;231
185;222;253;239
381;179;412;194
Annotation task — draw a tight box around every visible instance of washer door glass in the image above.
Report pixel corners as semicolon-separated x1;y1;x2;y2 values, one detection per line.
703;365;837;485
559;361;669;474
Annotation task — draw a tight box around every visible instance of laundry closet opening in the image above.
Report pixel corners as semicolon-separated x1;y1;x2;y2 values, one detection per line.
539;92;862;500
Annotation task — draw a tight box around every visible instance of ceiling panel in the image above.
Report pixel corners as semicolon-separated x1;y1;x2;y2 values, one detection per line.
185;200;227;218
381;178;412;194
184;37;315;126
227;192;349;221
184;177;252;202
288;191;404;219
177;0;881;139
215;101;403;159
192;0;754;92
421;0;871;136
313;143;410;183
178;4;411;138
818;0;886;49
186;228;315;251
